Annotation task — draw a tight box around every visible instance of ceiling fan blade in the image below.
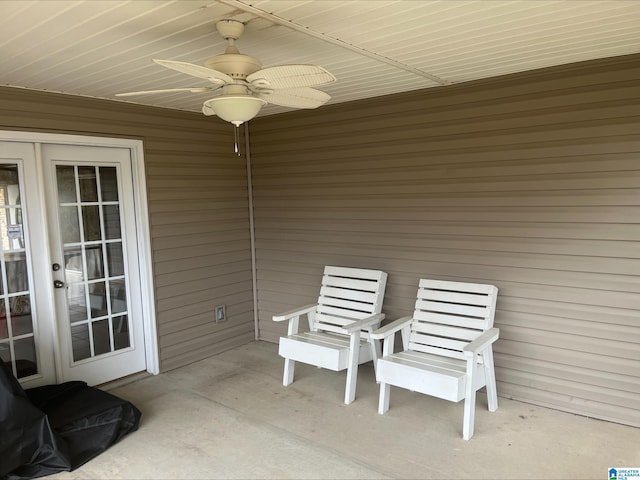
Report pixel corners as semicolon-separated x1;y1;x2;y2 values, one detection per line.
247;65;336;89
258;87;331;109
116;87;219;97
153;59;233;84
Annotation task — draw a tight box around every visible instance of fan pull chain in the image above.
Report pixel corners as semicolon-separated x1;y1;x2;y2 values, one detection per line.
233;125;241;156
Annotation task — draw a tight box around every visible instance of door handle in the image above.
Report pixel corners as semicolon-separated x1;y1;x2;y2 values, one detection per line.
53;280;65;288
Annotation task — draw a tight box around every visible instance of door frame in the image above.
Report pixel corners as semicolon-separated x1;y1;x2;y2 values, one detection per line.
0;130;159;379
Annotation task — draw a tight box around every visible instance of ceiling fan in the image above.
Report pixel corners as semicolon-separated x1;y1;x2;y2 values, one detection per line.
116;19;336;126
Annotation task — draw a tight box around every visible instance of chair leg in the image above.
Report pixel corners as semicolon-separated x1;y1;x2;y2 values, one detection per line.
344;333;360;404
463;361;476;440
283;358;295;386
484;348;498;412
345;368;356;404
378;382;390;414
462;390;477;440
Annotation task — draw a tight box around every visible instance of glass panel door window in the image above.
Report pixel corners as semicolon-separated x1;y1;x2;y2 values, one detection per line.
56;165;132;363
0;164;38;379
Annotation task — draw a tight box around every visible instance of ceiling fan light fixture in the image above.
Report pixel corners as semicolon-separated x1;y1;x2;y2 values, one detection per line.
203;95;267;126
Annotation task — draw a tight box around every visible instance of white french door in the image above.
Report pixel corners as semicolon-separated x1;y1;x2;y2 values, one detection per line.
42;144;147;385
0;142;56;385
0;134;156;388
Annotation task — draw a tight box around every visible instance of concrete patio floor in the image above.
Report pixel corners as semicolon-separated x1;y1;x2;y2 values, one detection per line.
52;340;640;479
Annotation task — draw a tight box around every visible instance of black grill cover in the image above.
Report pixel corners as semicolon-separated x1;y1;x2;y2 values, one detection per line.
0;361;141;479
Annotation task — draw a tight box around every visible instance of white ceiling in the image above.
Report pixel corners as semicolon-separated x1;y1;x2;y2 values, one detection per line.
1;0;639;118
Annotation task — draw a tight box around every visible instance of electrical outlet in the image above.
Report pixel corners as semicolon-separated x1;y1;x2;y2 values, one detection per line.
215;305;226;322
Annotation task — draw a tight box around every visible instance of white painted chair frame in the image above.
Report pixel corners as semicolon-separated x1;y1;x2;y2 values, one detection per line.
273;266;387;404
373;279;499;440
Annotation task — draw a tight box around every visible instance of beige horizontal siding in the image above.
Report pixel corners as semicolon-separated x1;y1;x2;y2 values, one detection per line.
250;54;640;427
0;87;255;372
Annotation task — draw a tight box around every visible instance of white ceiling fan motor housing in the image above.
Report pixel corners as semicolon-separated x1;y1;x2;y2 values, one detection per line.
204;53;262;79
205;19;262;79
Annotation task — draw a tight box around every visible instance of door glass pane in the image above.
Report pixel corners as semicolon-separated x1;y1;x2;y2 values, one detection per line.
86;245;104;280
59;206;80;244
103;205;121;239
71;323;90;362
2;208;25;250
6;253;28;293
67;283;87;322
56;165;77;203
64;247;85;282
110;279;126;314
14;337;37;378
0;164;38;379
112;315;130;351
100;167;118;202
56;163;132;365
10;295;32;336
79;166;98;202
82;205;101;241
0;343;9;363
92;319;110;356
89;281;107;318
106;242;124;276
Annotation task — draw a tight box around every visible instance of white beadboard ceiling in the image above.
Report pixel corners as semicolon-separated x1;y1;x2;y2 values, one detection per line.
1;0;639;118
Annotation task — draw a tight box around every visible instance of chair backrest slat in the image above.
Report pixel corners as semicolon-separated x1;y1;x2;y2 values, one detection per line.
408;342;467;360
316;323;352;335
408;279;498;357
419;278;495;295
320;285;379;304
318;298;379;316
314;266;387;333
315;311;361;327
324;265;385;281
412;322;480;341
411;332;468;352
413;311;486;330
419;289;495;306
415;300;489;323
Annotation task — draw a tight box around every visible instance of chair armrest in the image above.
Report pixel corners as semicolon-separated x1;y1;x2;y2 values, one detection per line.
370;316;413;340
463;328;499;358
342;313;386;333
272;304;317;322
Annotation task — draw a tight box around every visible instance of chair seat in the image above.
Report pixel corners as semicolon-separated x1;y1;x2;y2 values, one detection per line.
279;332;373;372
377;351;473;402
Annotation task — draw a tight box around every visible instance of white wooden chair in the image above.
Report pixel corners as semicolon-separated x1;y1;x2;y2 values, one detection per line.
373;279;499;440
273;266;387;404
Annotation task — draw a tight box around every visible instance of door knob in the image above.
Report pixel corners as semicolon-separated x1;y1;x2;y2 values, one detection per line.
53;280;65;288
52;263;61;271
